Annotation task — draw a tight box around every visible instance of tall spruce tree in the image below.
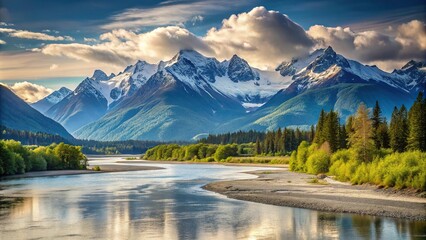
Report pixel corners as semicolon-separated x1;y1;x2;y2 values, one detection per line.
349;103;375;162
314;110;326;144
371;100;383;149
407;92;426;151
390;105;409;152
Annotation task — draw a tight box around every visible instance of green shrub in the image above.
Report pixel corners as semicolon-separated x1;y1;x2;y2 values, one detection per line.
306;150;330;174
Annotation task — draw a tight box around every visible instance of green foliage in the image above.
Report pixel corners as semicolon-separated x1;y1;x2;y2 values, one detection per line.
92;166;101;171
306;150;330;174
407;92;426;151
348;103;375;162
214;144;238;161
390;105;409;152
0;140;87;176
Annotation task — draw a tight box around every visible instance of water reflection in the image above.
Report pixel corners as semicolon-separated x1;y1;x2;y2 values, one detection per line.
0;161;425;239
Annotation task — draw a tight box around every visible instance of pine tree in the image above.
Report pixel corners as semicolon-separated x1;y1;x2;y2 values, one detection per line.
339;125;348;149
255;138;261;155
345;115;355;147
314;110;326;144
407;92;425;151
309;125;315;143
349;103;375;162
390;106;409;152
371;100;383;149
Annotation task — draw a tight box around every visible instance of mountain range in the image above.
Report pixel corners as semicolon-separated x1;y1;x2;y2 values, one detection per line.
4;47;425;141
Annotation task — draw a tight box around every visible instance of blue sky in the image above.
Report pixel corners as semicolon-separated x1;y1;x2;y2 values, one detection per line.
0;0;425;98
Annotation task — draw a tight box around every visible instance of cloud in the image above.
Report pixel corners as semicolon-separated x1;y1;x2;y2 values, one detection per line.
9;81;53;103
191;15;204;25
307;20;426;70
102;0;246;29
83;37;97;42
0;39;5;44
0;27;74;41
42;26;213;66
36;7;425;73
49;64;58;70
204;6;314;69
0;22;13;27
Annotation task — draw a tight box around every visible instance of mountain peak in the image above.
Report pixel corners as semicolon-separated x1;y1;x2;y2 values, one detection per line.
91;69;108;81
401;60;426;70
227;54;257;82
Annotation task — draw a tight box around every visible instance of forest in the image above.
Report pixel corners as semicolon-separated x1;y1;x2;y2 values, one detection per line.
0;140;87;176
0;126;168;154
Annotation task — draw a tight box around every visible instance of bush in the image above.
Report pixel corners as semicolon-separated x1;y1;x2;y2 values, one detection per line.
214;144;238;161
92;166;101;171
29;152;47;171
306;150;330;174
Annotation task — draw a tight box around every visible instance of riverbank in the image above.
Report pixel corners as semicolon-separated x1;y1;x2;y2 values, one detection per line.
0;164;163;180
116;160;288;168
203;168;426;221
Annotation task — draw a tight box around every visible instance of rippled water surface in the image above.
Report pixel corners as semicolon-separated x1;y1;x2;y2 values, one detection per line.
0;156;425;239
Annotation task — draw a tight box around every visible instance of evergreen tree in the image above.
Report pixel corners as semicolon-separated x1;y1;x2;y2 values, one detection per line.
314;110;326;144
255;138;261;155
348;103;375;162
376;120;390;149
407;92;425;151
339;125;348;149
371;100;384;149
390;105;409;152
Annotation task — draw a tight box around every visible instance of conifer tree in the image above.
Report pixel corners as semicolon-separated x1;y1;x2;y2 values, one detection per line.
348;103;374;162
255;138;261;155
407;92;425;151
371;100;383;149
390;105;409;152
314;110;326;144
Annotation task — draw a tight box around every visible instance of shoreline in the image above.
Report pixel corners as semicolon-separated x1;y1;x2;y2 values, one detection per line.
0;164;164;180
116;159;287;168
203;168;426;221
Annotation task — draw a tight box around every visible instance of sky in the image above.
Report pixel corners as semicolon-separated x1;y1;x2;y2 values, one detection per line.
0;0;425;102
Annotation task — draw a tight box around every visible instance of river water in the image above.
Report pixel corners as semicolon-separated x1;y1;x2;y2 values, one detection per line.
0;156;424;239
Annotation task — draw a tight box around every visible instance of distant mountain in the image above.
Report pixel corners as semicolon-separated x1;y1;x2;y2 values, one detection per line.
31;87;71;114
0;85;73;139
218;47;420;132
45;62;158;132
51;47;423;141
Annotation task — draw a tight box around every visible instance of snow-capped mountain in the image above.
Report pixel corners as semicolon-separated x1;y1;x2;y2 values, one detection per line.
159;50;290;108
218;47;422;133
48;47;423;140
31;87;72;114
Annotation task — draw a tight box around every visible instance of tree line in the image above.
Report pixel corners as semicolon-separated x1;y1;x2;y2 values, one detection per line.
0;126;169;154
0;140;87;176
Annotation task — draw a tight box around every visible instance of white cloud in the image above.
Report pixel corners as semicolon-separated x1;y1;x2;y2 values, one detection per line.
102;1;246;29
9;81;53;103
306;20;426;70
84;37;97;42
42;26;213;66
0;39;5;44
191;15;204;25
0;22;14;26
204;6;314;69
0;27;74;41
35;7;426;73
49;64;58;70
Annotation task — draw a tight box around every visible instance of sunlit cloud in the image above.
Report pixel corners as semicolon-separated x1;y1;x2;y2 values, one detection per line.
0;27;74;41
8;81;53;103
49;64;59;70
307;19;426;70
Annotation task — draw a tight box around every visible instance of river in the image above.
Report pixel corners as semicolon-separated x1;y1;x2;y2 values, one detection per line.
0;156;424;239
